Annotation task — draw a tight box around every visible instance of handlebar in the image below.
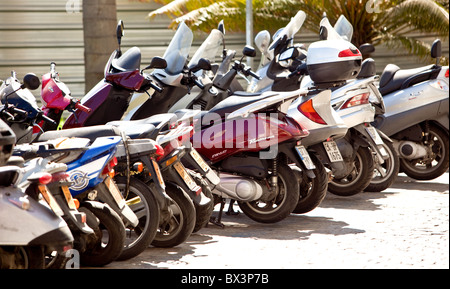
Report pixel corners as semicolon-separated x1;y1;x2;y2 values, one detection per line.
74;101;92;113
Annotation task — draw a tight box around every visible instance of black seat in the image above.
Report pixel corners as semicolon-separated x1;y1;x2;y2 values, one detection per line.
37;125;124;143
208;93;273;117
378;64;436;96
111;46;141;72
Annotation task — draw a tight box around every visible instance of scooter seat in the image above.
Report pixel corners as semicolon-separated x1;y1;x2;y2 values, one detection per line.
378;64;436;96
208;93;272;117
111;46;142;72
107;121;157;139
37;125;124;143
108;113;175;139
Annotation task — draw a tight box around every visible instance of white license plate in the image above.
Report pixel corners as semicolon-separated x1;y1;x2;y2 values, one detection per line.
190;148;210;173
323;140;343;162
105;176;126;209
173;162;198;192
295;145;316;170
365;126;384;145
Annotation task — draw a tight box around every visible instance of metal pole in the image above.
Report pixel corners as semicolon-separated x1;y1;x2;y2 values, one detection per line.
246;0;253;69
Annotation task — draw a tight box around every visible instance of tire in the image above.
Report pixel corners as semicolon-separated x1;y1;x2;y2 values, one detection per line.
151;182;196;248
328;146;374;196
78;204;125;267
114;176;160;261
291;153;328;214
366;138;400;192
189;170;215;233
400;124;449;180
0;246;45;269
238;163;300;223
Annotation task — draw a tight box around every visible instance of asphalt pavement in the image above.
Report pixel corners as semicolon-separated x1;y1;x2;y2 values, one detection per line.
89;171;449;269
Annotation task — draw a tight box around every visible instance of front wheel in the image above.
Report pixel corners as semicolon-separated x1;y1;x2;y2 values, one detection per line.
238;163;299;223
328;146;374;196
114;176;160;261
400;124;449;180
365;138;400;192
78;203;125;267
151;182;196;248
291;153;328;214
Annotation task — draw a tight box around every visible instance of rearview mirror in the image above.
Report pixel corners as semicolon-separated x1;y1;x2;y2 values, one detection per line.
359;43;375;55
146;57;167;70
431;39;441;59
218;20;225;35
190;58;212;73
22;73;40;90
116;20;124;45
242;45;256;58
278;47;298;61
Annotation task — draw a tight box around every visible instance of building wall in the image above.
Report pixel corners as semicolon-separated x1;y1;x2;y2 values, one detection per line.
1;0;448;101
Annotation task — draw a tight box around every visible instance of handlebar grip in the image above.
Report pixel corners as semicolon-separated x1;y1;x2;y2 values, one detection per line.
248;70;261;80
150;81;163;93
75;102;92;113
42;114;57;125
193;79;205;90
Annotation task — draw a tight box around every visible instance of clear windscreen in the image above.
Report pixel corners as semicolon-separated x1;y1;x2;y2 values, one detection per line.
162;22;194;75
334;15;353;42
269;10;306;50
188;29;223;68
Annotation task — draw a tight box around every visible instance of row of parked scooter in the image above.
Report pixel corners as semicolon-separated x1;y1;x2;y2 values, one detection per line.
1;11;448;268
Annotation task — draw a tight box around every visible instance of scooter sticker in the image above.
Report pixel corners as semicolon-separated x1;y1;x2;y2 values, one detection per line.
69;171;90;191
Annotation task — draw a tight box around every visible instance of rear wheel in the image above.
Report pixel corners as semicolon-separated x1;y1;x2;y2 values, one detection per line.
151;182;196;248
0;246;45;269
78;203;125;267
238;163;299;223
291;153;328;214
114;176;160;261
400;124;449;180
366;138;400;192
328;146;374;196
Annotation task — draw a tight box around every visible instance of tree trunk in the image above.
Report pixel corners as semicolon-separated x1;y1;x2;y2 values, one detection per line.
82;0;117;93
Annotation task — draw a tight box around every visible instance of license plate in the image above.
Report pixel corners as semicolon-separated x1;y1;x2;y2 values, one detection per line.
190;148;210;173
323;140;343;162
61;185;77;210
39;185;63;215
295;145;316;170
105;176;126;209
365;126;384;145
173;162;199;192
152;158;165;188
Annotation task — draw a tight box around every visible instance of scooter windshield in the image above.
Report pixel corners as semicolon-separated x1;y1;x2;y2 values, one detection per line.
162;22;193;75
333;15;353;42
188;29;223;69
269;10;306;50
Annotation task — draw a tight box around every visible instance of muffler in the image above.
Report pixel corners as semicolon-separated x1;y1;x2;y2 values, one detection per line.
212;172;263;202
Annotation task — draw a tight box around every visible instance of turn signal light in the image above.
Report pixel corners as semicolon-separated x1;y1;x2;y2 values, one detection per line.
298;99;327;124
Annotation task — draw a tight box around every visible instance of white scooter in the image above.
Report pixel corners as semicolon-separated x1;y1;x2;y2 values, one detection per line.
249;14;398;195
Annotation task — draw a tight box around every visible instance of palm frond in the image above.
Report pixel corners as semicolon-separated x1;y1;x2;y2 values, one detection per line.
380;33;435;62
383;0;449;36
148;0;217;19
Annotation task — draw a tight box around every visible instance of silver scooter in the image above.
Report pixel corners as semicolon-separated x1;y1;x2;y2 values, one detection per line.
373;39;449;180
0;119;74;269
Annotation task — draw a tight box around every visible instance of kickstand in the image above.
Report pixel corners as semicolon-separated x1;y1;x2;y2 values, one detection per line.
209;198;226;228
226;199;240;215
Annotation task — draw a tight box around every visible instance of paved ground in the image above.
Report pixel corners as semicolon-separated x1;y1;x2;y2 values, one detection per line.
94;171;449;269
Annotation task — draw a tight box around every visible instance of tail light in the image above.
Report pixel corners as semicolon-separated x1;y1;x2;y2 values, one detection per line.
101;156;118;178
298;99;327;125
341;92;370;109
155;144;165;161
445;68;449;78
338;48;361;58
50;172;70;182
38;173;53;185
